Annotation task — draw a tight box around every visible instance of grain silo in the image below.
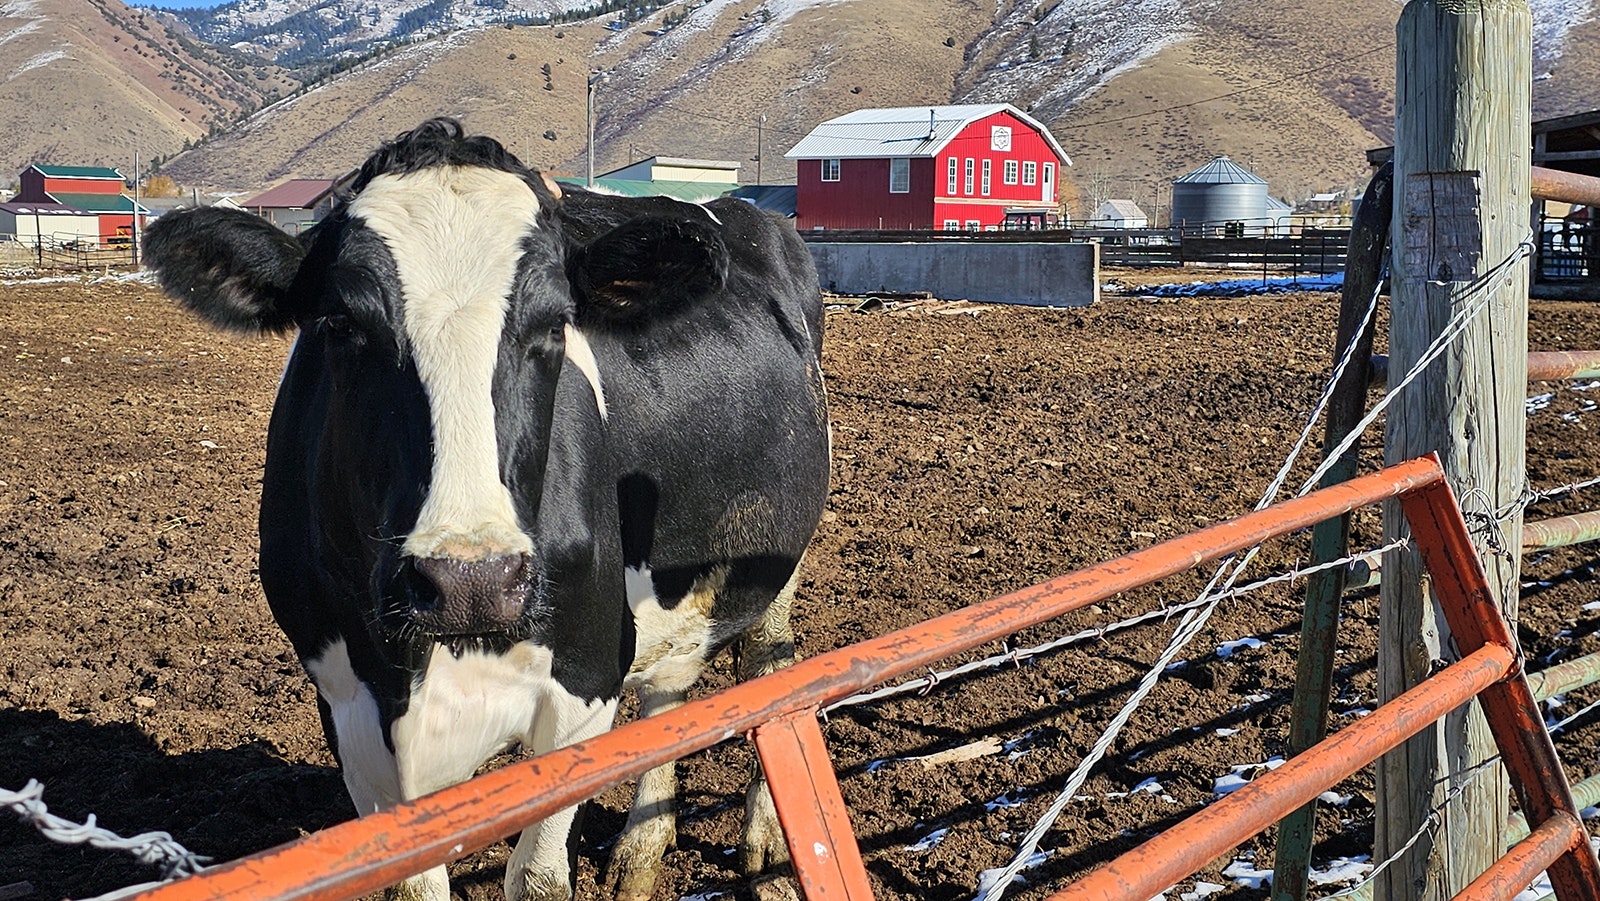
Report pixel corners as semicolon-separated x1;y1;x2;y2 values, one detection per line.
1170;156;1270;234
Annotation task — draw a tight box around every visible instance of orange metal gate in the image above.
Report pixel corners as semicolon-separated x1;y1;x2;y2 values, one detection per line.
125;455;1600;901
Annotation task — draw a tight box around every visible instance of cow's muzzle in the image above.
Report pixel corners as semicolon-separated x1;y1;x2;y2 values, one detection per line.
405;553;534;635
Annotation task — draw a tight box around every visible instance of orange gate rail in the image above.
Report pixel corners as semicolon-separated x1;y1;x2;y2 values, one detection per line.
126;454;1600;901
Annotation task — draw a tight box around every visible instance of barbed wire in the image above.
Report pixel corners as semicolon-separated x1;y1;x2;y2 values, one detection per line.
979;236;1534;901
975;266;1391;901
824;538;1406;716
1494;473;1600;526
1;780;210;884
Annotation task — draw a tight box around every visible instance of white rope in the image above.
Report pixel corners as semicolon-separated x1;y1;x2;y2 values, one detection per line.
1298;238;1535;497
1321;757;1501;901
1;780;209;884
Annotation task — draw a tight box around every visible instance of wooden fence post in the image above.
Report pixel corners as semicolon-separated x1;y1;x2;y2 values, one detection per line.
1379;2;1531;900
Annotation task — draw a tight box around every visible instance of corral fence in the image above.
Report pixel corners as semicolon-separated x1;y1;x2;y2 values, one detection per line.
799;224;1352;274
1268;157;1600;901
0;232;138;273
112;456;1597;901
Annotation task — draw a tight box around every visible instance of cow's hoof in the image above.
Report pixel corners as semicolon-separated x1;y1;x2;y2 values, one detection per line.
505;869;572;901
739;782;789;875
383;867;449;901
603;853;662;901
749;874;801;901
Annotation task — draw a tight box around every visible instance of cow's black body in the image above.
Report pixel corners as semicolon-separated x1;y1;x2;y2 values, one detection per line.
144;119;828;901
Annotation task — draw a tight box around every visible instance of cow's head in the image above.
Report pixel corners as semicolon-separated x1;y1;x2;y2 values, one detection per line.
145;118;729;647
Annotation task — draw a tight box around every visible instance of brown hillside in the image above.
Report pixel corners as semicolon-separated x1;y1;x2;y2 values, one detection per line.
0;0;295;183
155;0;1600;213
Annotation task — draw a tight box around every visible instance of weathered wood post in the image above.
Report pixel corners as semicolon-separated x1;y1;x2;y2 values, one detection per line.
1379;2;1531;899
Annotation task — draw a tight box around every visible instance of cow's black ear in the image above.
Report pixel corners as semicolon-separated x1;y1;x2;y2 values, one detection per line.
568;214;729;320
144;207;309;334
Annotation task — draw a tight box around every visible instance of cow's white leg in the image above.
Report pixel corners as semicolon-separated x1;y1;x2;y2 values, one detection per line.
306;640;450;901
737;568;799;876
504;687;618;901
604;684;687;901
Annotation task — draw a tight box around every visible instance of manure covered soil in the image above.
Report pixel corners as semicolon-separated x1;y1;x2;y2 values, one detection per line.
1;274;1598;901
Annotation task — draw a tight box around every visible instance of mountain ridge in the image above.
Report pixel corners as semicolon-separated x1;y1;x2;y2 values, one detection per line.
6;0;1597;217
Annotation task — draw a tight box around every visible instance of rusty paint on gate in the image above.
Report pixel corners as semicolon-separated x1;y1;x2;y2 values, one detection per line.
752;710;875;901
1454;813;1588;901
1043;645;1515;901
127;454;1600;901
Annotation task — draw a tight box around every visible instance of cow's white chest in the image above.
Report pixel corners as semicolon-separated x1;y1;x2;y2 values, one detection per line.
389;643;556;796
624;563;721;694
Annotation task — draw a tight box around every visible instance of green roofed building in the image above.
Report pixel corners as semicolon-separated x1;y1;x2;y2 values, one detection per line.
6;163;147;246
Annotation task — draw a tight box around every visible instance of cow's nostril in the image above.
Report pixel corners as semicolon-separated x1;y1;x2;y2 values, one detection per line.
410;553;531;632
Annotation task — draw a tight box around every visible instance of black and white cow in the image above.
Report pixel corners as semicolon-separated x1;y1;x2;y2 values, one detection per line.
143;119;830;901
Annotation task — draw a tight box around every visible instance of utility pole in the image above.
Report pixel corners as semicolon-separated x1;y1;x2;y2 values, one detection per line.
756;114;765;184
586;70;608;187
1377;2;1531;899
131;151;141;268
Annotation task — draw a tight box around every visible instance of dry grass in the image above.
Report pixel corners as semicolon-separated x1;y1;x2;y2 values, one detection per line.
22;0;1599;212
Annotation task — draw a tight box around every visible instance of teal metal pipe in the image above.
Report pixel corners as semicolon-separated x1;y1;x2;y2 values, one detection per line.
1523;510;1600;553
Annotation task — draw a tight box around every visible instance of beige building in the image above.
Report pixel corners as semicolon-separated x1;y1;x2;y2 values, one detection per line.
601;156;741;184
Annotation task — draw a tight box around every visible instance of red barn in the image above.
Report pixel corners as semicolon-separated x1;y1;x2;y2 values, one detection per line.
11;165;148;243
784;103;1070;231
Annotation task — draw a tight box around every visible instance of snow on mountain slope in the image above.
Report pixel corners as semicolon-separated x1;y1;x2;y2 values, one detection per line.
1533;0;1595;76
956;0;1195;119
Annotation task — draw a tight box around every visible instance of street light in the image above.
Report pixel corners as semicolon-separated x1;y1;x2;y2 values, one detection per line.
586;70;609;187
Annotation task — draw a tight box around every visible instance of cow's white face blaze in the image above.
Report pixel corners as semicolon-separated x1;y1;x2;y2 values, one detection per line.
349;166;541;563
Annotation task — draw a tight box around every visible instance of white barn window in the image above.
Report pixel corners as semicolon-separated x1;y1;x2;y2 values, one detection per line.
821;159;841;182
964;158;975;195
947;157;958;195
889;158;910;193
1022;161;1037;185
1004;160;1018;185
981;160;991;196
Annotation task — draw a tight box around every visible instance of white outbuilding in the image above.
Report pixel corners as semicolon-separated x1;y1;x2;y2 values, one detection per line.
1094;199;1149;228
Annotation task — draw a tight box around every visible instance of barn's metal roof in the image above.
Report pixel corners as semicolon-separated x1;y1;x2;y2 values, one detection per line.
0;201;96;216
784;104;1070;165
31;164;124;180
554;177;733;204
1174;156;1267;185
51;192;148;214
241;178;341;210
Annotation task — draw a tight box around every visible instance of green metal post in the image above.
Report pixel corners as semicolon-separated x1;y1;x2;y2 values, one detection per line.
1272;162;1393;901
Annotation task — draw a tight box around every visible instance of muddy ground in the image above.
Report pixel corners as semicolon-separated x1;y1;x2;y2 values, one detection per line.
1;273;1597;901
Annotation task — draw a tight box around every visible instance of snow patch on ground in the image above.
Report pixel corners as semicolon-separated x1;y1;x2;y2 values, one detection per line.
10;48;64;79
974;850;1052;897
0;20;42;49
1213;756;1284;797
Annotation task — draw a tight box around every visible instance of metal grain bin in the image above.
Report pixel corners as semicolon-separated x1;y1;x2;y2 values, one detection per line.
1171;156;1269;234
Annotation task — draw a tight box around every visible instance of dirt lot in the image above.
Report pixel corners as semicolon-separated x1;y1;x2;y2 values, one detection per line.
1;273;1597;901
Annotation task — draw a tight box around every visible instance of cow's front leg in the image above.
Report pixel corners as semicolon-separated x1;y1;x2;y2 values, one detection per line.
307;644;452;901
504;687;620;901
737;568;799;877
603;684;687;901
